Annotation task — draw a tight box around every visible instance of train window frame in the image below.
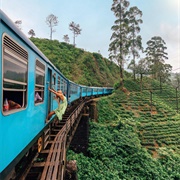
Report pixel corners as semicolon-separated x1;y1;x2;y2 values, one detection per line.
57;76;60;90
2;34;28;114
53;73;56;86
82;87;87;93
63;80;67;95
35;59;45;104
60;77;63;91
70;83;78;94
60;78;66;94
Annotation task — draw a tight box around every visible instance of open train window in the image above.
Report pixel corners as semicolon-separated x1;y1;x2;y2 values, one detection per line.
60;78;63;91
35;59;45;104
64;80;67;95
83;87;87;93
57;76;60;90
70;84;78;94
53;73;56;85
2;34;28;113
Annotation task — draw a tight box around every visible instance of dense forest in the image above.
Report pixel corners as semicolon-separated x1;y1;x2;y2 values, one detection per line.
31;37;180;179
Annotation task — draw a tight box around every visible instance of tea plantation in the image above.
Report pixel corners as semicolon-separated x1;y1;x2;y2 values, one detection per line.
67;78;180;179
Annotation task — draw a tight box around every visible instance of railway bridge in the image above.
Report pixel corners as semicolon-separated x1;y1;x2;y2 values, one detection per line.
17;97;99;180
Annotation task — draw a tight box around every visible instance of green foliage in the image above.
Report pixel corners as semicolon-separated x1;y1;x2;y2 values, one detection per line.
114;82;120;90
30;37;119;87
67;78;180;179
30;37;180;179
124;79;141;91
67;120;179;179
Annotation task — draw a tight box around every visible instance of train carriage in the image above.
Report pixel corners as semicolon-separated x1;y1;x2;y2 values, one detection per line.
68;80;81;104
79;85;85;97
0;10;113;179
0;10;68;178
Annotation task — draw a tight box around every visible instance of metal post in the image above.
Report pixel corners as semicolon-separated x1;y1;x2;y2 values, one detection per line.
150;90;152;115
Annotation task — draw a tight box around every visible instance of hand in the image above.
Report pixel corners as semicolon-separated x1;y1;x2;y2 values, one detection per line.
48;87;54;92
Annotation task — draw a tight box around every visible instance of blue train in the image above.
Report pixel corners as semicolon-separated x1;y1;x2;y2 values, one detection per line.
0;10;113;179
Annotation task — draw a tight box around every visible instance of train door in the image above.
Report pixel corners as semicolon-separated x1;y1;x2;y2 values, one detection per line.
46;68;52;116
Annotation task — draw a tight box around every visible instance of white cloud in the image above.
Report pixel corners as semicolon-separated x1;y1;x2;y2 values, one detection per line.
158;23;180;72
160;23;180;45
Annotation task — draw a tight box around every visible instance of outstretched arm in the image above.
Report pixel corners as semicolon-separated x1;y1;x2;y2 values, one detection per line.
48;87;56;94
48;87;65;100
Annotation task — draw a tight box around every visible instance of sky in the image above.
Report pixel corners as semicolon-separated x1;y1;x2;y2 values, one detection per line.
0;0;179;72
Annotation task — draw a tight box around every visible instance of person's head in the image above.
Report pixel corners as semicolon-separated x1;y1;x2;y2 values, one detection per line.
57;90;62;94
56;90;62;98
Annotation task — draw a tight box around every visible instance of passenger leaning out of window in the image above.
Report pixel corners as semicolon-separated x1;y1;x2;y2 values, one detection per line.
46;87;67;123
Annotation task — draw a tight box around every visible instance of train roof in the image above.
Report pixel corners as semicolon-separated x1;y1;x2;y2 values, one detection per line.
0;9;68;80
78;84;113;89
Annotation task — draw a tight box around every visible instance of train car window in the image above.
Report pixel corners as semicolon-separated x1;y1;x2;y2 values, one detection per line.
75;84;78;94
58;76;60;90
2;35;28;113
70;84;72;94
71;84;74;94
70;84;78;94
64;80;67;95
60;77;63;91
53;73;56;86
35;59;45;104
83;88;86;93
62;79;65;92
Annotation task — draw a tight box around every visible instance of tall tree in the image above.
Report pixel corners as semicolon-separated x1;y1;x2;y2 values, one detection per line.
145;36;168;79
172;73;180;88
28;29;35;37
109;0;130;87
127;6;143;81
63;34;70;43
46;14;58;40
159;62;172;83
15;20;22;30
69;21;82;46
135;58;150;91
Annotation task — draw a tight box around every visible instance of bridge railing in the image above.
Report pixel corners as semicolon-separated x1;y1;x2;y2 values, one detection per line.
40;99;86;180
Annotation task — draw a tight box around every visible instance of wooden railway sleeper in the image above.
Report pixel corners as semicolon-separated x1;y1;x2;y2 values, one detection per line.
40;132;66;180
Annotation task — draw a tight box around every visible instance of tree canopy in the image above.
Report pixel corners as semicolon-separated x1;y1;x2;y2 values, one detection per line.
28;29;35;37
69;21;82;47
109;0;143;86
46;14;59;40
145;36;171;81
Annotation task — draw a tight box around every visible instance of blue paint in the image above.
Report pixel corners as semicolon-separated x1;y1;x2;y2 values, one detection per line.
0;9;113;176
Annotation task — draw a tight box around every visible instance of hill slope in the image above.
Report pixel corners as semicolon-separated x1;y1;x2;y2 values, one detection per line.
30;38;119;87
30;38;180;178
67;78;180;179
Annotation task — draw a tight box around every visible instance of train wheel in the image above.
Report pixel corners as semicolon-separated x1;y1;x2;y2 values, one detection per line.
38;137;43;153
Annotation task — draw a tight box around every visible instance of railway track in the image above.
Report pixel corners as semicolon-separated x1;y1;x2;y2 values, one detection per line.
13;98;87;180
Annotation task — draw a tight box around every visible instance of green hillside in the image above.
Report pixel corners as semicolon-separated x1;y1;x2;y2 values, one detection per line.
67;78;180;179
30;38;119;87
30;38;180;179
